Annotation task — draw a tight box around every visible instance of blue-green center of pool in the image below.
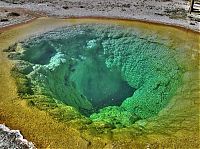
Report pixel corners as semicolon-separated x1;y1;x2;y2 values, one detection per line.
9;24;182;127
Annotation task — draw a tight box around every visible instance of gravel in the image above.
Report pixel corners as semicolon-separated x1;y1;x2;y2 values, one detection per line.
0;0;199;31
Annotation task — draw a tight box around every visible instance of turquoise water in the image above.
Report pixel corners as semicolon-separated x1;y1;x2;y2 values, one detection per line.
69;54;134;112
10;24;182;126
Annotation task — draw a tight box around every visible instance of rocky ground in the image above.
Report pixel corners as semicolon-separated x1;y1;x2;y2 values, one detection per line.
0;124;36;148
0;0;199;31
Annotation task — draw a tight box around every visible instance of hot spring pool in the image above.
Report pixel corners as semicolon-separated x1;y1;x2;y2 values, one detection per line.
7;23;183;127
1;18;199;148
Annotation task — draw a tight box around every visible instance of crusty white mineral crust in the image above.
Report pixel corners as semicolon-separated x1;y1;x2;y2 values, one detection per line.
0;124;36;149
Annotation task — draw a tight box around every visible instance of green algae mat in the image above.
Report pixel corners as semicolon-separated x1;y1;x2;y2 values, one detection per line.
0;17;199;148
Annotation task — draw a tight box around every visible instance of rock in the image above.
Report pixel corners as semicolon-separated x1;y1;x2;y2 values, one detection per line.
0;124;36;149
0;18;9;22
7;12;20;17
62;6;69;9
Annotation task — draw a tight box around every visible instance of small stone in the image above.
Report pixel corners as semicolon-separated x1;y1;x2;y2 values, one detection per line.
0;18;9;22
190;22;195;25
63;6;69;9
7;12;20;17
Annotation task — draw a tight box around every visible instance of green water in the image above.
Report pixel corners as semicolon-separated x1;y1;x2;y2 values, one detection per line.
69;55;134;111
10;24;183;127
